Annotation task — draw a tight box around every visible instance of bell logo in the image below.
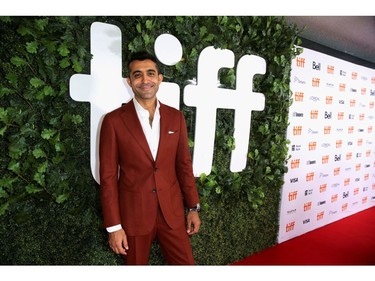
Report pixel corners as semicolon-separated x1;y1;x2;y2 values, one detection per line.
69;22;266;182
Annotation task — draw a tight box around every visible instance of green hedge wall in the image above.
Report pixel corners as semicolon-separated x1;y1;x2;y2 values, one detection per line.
0;16;302;265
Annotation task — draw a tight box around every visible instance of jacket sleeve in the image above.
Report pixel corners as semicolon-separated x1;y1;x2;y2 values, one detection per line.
99;113;122;228
175;111;200;208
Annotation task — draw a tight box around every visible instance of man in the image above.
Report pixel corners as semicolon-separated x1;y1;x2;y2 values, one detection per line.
99;51;201;265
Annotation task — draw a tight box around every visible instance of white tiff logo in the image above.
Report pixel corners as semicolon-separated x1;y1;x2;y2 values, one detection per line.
70;22;266;183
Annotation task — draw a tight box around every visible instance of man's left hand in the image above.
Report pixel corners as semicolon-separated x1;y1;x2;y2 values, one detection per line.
186;211;201;235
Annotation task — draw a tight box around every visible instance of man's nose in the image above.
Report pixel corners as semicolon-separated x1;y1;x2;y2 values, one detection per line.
140;74;148;83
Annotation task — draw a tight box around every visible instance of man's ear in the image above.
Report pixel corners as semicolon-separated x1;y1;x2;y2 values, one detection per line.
126;77;131;86
158;74;163;84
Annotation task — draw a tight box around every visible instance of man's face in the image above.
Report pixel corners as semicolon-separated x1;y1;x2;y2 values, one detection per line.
127;59;163;102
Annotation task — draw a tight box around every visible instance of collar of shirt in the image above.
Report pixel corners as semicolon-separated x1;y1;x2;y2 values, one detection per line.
133;97;160;120
133;98;160;160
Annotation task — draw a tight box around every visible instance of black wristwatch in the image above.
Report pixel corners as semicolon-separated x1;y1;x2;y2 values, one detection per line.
188;203;201;212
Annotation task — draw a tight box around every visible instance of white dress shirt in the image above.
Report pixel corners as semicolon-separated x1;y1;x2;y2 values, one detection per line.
106;98;161;233
133;97;160;160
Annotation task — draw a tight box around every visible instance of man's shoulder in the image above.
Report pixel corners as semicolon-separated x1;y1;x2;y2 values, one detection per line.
159;102;182;116
105;100;134;117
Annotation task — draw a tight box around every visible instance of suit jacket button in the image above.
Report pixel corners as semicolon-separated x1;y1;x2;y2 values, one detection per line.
152;189;157;193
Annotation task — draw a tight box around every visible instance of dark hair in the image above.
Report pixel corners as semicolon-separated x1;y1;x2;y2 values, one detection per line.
127;51;161;74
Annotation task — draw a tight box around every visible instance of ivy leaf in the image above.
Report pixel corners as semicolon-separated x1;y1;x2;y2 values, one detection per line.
0;126;7;136
55;193;69;204
72;58;82;73
59;58;70;69
33;172;45;187
71;114;83;125
26;41;38;54
52;155;65;164
0;202;10;216
44;40;57;52
17;25;33;36
36;86;54;100
30;77;45;88
26;184;43;194
0;107;9;123
10;56;27;67
0;87;13;97
37;161;48;174
58;43;70;57
145;20;153;30
5;72;18;86
215;186;222;194
265;166;272;174
199;26;207;37
8;137;27;159
0;187;9;199
44;54;56;66
77;45;87;58
35;18;48;31
188;138;194;148
144;34;151;46
43;85;54;96
0;16;11;23
41;128;57;140
8;160;21;174
55;142;65;152
32;148;46;159
0;177;15;189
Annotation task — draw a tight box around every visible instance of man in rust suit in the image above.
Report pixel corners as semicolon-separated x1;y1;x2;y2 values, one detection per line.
99;51;201;265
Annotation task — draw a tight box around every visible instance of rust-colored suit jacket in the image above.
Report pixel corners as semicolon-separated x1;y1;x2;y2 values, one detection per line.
99;100;200;236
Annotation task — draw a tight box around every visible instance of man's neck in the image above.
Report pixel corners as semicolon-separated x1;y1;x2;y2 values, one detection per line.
134;97;157;126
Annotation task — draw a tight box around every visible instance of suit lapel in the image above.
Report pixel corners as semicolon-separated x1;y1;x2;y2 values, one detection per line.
120;100;154;162
156;103;171;163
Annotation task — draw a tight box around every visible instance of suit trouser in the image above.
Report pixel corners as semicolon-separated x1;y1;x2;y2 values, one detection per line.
124;206;195;265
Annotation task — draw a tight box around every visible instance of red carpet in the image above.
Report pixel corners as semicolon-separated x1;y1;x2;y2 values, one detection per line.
232;206;375;265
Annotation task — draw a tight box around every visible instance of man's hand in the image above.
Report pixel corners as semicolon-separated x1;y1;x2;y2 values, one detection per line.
108;228;128;255
186;211;201;235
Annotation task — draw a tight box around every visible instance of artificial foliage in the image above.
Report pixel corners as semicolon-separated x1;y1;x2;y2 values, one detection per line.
0;16;302;265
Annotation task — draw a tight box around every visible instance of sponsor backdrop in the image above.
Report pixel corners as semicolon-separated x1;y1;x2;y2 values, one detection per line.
278;47;375;243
